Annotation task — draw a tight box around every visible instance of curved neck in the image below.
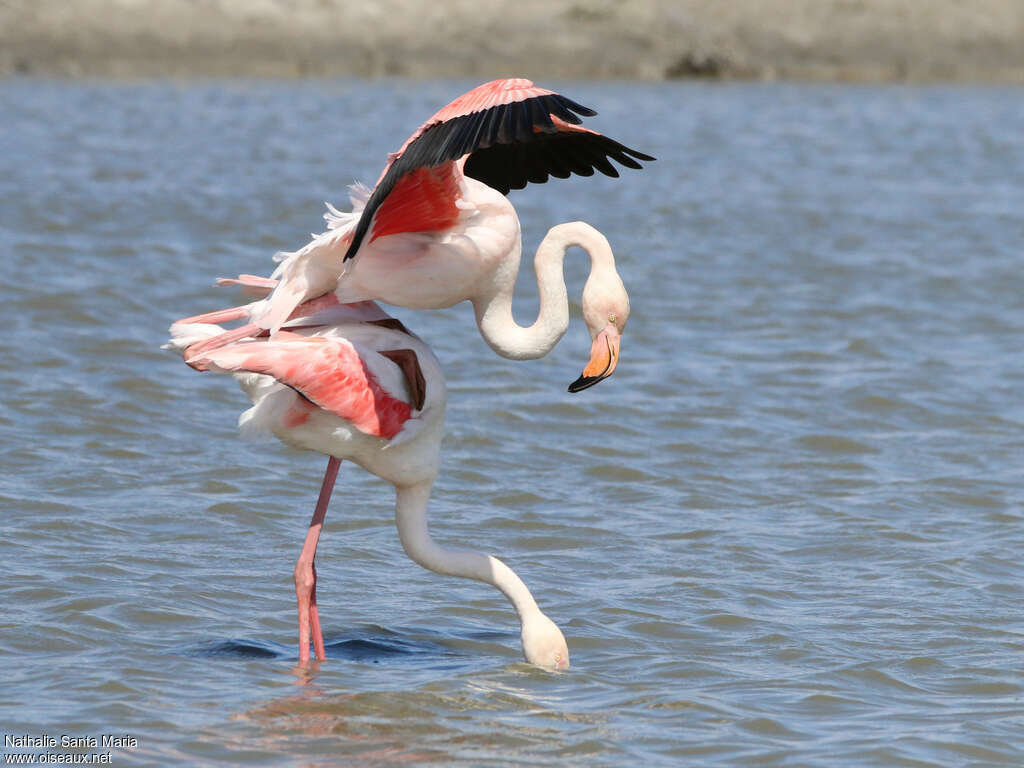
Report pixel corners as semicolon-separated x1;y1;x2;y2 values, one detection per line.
472;221;616;360
394;482;541;622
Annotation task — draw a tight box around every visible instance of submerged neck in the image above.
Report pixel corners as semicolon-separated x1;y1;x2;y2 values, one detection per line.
472;221;616;360
394;483;541;621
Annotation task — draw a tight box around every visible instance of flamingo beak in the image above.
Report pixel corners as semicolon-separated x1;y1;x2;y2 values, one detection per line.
568;325;621;393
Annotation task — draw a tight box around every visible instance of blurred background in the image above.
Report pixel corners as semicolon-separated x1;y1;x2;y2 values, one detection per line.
3;0;1024;81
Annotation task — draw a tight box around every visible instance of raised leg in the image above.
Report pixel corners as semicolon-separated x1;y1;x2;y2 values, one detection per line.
295;456;341;663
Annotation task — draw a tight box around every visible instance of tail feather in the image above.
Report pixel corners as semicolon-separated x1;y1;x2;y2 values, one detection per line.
163;322;224;353
216;274;279;297
324;183;371;230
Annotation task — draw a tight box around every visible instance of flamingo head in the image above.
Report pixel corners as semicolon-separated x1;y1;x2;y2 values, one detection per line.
521;612;570;670
569;267;630;393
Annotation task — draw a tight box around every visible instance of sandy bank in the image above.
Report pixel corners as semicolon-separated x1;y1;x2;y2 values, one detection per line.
3;0;1024;82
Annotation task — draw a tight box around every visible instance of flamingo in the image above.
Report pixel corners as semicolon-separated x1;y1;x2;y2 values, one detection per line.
167;282;570;668
185;77;653;392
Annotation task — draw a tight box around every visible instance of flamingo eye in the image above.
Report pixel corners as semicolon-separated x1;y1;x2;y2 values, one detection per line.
608;314;617;324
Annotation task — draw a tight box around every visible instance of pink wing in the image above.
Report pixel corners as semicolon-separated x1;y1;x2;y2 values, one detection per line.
399;78;560;155
366;165;461;246
343;78;654;261
193;332;413;440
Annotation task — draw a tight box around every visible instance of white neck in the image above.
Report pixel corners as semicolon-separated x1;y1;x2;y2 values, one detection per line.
472;221;617;360
394;482;542;623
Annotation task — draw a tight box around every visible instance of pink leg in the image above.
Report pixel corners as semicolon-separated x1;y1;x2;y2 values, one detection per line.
295;456;341;663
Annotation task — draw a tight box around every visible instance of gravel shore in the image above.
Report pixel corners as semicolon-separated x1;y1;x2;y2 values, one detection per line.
4;0;1024;81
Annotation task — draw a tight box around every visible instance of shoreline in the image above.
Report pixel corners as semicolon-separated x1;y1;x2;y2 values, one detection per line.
4;1;1024;83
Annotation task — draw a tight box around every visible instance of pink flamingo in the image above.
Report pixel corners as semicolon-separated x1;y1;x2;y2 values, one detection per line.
168;284;570;668
186;78;652;391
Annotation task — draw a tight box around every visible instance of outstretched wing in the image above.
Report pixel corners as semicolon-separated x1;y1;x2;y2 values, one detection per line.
343;78;655;262
463;115;652;194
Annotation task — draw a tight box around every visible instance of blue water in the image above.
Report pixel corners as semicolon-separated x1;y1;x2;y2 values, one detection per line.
1;79;1023;766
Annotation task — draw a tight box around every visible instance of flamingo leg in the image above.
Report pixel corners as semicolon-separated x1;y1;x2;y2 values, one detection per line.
295;456;341;663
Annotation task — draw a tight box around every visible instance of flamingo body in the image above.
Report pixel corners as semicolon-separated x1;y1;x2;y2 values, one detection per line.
234;78;650;390
168;292;569;668
172;299;443;487
333;177;518;310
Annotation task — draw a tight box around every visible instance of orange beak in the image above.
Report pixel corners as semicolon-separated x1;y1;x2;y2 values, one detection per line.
568;326;621;393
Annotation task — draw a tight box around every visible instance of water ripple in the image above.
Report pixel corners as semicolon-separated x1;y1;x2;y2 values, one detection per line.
2;79;1023;766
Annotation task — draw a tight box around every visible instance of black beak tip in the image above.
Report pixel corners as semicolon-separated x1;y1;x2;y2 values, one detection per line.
568;375;602;393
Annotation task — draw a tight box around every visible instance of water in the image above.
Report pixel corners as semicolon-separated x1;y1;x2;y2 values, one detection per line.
2;79;1023;766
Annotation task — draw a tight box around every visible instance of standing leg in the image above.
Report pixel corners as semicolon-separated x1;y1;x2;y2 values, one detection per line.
295;456;341;663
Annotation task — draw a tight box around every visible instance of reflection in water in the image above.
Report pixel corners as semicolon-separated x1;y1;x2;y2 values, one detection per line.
186;628;461;663
234;657;604;766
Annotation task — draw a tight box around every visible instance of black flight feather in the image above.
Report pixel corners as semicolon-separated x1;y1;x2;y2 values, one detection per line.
344;94;654;261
